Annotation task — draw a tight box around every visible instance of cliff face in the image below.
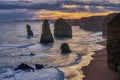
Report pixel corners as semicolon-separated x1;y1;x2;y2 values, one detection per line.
66;16;106;31
107;13;120;72
40;20;54;44
103;13;118;38
54;18;72;38
66;14;119;37
79;16;105;31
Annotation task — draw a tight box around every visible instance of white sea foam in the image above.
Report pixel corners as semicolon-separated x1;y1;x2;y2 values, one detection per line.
27;43;52;51
0;43;35;51
0;68;64;80
11;52;53;58
83;32;106;43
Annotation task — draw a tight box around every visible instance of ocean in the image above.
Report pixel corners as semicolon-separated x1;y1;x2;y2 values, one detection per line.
0;21;105;80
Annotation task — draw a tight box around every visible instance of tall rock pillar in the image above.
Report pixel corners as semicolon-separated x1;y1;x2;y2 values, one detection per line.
40;20;54;44
26;24;33;36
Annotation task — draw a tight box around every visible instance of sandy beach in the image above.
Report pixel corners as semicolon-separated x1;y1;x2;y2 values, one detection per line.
82;42;120;80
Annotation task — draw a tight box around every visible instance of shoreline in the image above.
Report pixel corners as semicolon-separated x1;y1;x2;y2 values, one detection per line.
82;42;120;80
59;41;105;80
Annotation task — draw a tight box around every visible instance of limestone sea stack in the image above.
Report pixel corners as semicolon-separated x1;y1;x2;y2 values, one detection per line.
60;43;71;54
103;13;118;38
26;24;33;36
54;18;72;38
107;13;120;72
40;19;54;44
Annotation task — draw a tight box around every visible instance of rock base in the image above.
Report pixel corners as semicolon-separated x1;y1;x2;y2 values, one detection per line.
40;33;54;44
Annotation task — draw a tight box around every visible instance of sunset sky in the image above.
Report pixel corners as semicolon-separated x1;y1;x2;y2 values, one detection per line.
0;0;120;21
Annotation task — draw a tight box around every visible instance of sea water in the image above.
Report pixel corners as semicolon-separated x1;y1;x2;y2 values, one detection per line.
0;21;105;80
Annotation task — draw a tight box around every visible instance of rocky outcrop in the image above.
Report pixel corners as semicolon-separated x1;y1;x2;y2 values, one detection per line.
60;43;71;54
26;24;33;36
107;13;120;72
30;53;35;56
103;13;118;38
35;64;44;70
14;63;34;71
54;18;72;38
40;19;54;44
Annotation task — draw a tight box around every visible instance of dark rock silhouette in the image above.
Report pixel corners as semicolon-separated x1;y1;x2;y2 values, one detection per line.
14;63;34;71
40;19;54;44
60;43;71;54
79;16;105;31
30;53;35;56
103;13;118;38
107;13;120;72
35;64;44;70
26;24;33;36
54;18;72;38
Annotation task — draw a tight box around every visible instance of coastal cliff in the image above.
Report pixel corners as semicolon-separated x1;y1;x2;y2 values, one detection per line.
107;13;120;72
66;16;105;31
103;13;118;38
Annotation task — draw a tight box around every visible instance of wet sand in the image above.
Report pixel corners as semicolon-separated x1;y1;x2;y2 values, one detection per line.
59;42;106;80
82;43;120;80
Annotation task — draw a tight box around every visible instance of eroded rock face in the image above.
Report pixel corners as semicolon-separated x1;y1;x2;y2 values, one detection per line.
54;18;72;38
107;13;120;72
14;63;34;71
79;16;105;31
26;24;33;36
60;43;71;54
103;13;118;38
40;20;54;44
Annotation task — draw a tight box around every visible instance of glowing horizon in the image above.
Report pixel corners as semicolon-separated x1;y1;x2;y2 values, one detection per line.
33;10;115;20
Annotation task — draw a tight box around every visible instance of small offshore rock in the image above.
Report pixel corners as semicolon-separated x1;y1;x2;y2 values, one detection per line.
26;24;33;36
60;43;71;54
30;53;35;56
35;64;44;70
14;63;34;71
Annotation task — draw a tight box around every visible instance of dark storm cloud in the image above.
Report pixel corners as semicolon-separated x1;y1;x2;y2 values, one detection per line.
0;9;35;21
0;1;119;12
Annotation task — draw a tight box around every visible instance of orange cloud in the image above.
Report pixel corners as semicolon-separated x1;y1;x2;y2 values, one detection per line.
33;10;115;20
